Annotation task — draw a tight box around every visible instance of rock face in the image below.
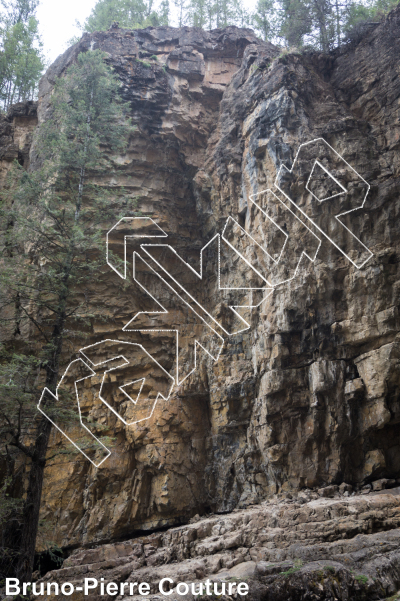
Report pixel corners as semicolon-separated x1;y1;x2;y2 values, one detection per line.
2;8;400;553
0;101;37;183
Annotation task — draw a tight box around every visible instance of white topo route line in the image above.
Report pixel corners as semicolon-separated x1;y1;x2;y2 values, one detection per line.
38;138;374;467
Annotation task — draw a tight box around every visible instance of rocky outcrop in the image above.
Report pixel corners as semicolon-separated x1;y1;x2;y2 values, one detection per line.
29;25;280;550
26;489;400;600
2;6;400;555
0;101;37;183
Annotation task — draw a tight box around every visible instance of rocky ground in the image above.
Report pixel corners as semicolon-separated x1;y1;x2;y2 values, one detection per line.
5;482;396;600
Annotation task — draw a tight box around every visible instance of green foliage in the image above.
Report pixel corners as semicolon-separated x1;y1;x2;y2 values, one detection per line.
158;0;170;24
0;49;135;447
174;0;188;26
0;0;45;111
251;0;399;50
70;0;400;50
0;352;40;448
0;349;107;464
74;0;253;31
136;57;152;66
186;0;206;27
1;50;135;360
0;49;135;580
235;0;251;26
252;0;277;39
280;558;304;576
185;0;250;28
276;0;342;51
355;574;369;584
79;0;168;32
78;0;399;48
343;0;398;41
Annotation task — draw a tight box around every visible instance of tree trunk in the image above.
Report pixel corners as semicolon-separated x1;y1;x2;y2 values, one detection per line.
14;415;52;584
335;0;341;46
12;75;93;586
15;300;69;583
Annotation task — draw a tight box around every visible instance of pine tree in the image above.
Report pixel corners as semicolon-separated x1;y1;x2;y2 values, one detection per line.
278;0;313;47
158;0;170;24
277;0;339;50
80;0;168;32
0;0;45;111
343;0;398;42
0;48;134;582
205;0;214;27
174;0;188;26
187;0;243;28
252;0;276;38
275;0;397;50
187;0;208;26
232;0;251;27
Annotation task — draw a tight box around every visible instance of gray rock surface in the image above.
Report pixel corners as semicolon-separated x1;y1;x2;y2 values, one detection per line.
25;491;400;600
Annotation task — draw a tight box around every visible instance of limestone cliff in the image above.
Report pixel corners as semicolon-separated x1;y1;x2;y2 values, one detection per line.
1;8;400;557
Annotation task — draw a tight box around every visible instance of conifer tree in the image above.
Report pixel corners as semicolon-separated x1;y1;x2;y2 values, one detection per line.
188;0;208;26
0;48;134;582
80;0;167;32
158;0;170;24
187;0;244;29
273;0;397;50
0;0;45;111
252;0;276;39
174;0;188;26
233;0;251;27
278;0;313;47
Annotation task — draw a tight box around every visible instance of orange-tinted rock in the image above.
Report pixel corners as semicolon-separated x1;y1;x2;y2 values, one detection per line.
1;10;400;552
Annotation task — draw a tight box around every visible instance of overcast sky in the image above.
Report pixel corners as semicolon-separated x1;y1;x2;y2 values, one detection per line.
36;0;98;64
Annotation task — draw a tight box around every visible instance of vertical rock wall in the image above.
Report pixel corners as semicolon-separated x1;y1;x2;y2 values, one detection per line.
2;13;400;550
